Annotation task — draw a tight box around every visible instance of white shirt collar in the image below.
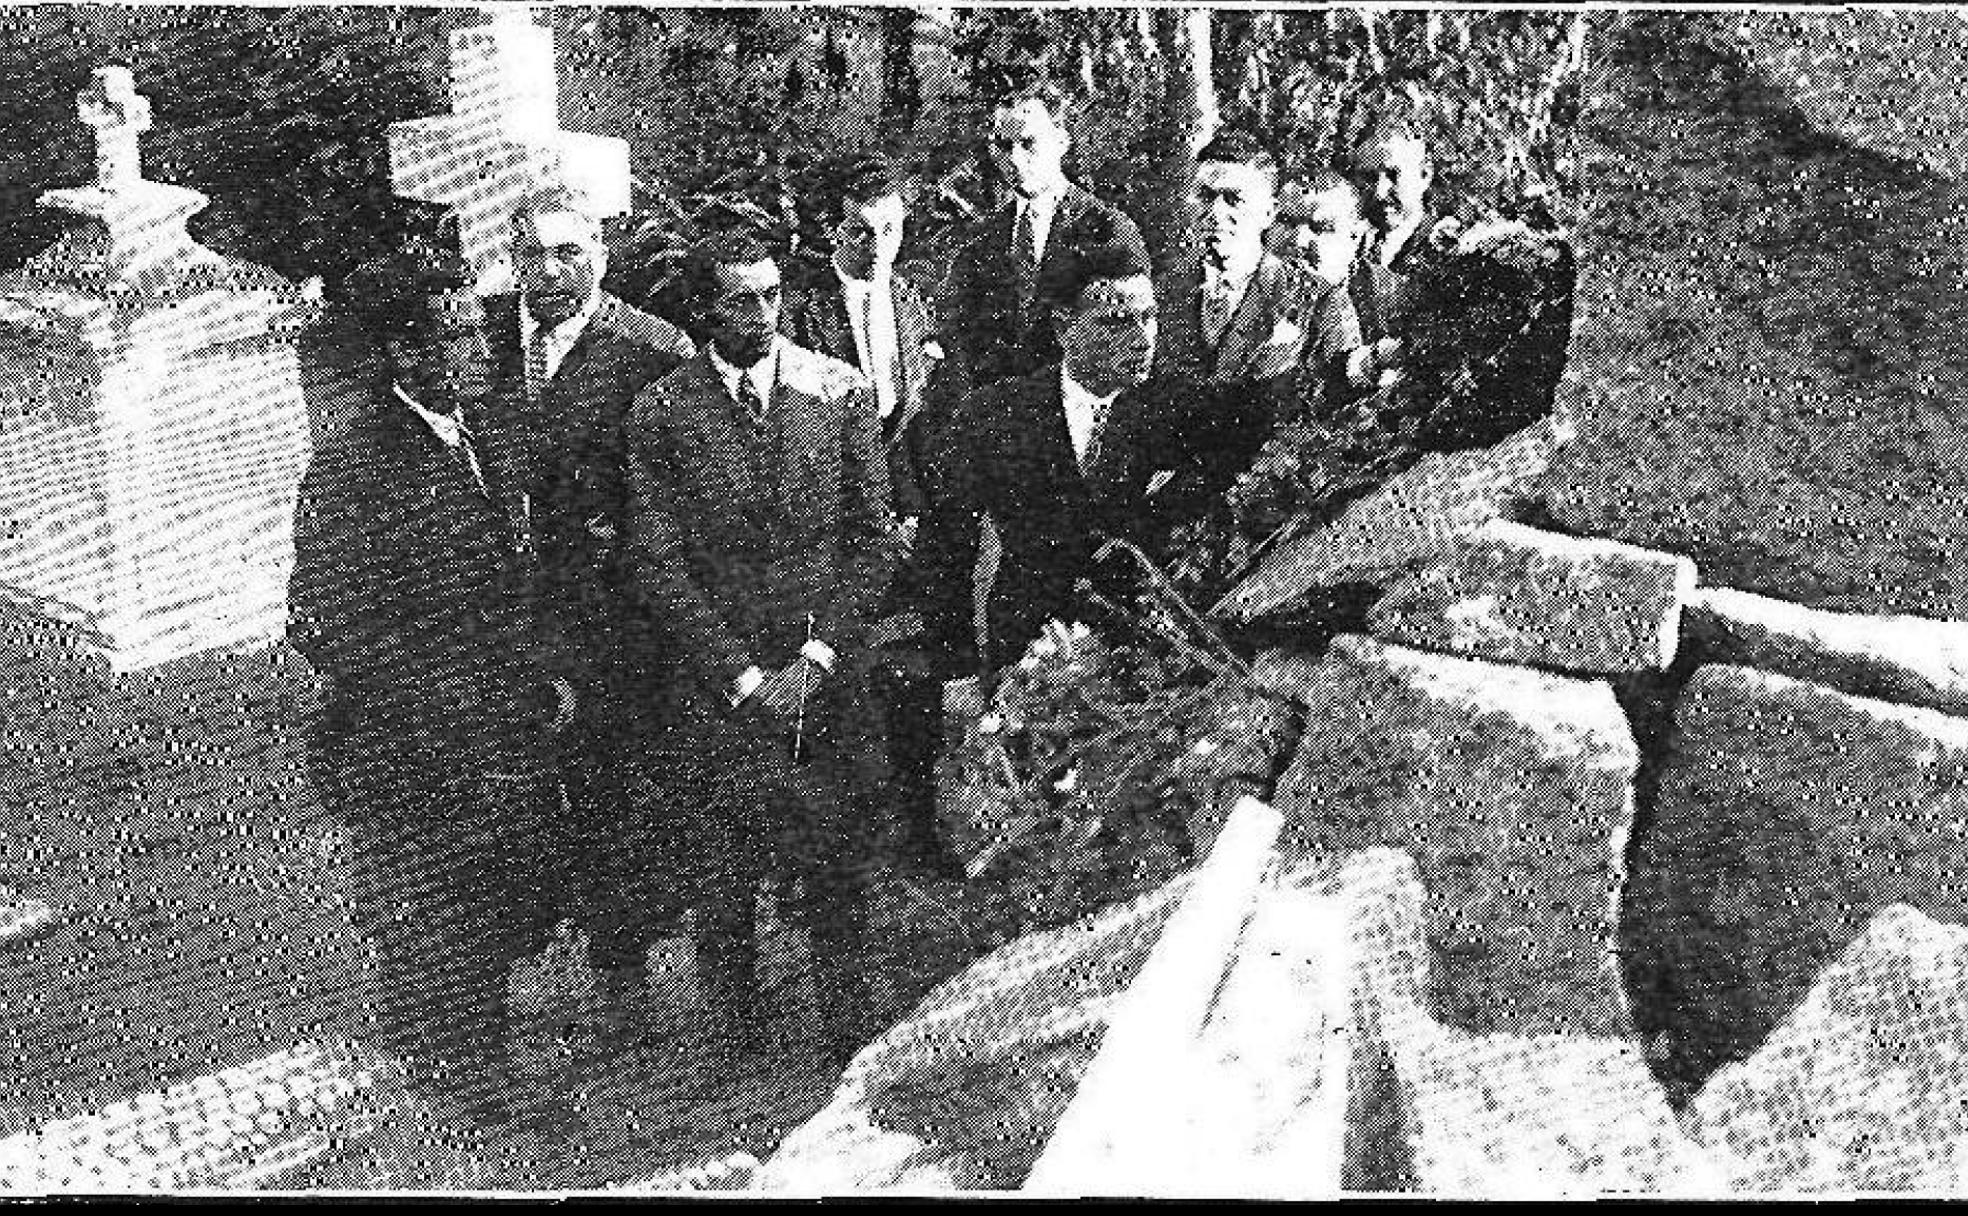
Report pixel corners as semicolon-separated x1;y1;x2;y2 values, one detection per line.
1059;366;1121;468
1015;183;1065;257
519;289;603;374
1380;212;1429;269
1203;248;1262;295
393;382;464;447
707;336;782;410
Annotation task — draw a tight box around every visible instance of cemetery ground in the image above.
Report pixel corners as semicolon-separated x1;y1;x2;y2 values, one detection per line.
0;328;979;1192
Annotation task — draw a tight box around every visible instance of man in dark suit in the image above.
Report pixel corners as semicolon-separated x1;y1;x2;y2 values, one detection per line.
476;186;696;1008
289;245;571;1125
782;153;960;879
939;82;1146;391
623;232;896;1064
1154;132;1367;518
1339;107;1575;450
914;230;1178;685
782;153;943;524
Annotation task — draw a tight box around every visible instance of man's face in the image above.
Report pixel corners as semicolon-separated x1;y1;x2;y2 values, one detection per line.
706;257;782;367
1349;133;1432;233
1191;159;1276;269
389;288;492;410
1269;180;1367;286
513;207;606;328
1055;273;1157;398
989;99;1070;200
834;191;907;282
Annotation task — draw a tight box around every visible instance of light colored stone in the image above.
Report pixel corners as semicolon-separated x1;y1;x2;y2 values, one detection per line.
1684;585;1968;715
0;1039;402;1192
1689;904;1968;1192
1369;519;1696;673
1027;798;1282;1195
1319;848;1719;1197
0;893;60;948
1624;664;1968;1099
1271;635;1638;1038
1216;415;1570;622
389;8;631;285
1394;1028;1722;1197
0;68;318;673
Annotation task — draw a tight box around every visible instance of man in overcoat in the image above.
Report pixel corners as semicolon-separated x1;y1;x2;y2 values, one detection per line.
289;244;571;1123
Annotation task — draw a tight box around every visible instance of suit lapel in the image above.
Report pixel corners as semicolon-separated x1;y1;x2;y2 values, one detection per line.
1157;259;1209;382
1212;256;1288;383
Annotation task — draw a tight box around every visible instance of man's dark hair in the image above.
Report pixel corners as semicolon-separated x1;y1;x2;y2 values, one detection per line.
1197;129;1279;185
679;229;777;309
1037;224;1152;314
344;229;474;345
990;78;1072;126
814;151;907;229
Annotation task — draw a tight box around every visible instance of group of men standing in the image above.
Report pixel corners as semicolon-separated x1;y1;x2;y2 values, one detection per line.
286;83;1566;1125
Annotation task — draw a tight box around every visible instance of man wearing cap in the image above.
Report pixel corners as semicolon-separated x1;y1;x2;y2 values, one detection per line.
289;242;570;1125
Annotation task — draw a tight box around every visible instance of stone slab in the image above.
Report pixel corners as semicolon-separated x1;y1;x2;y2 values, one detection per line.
1270;635;1638;1038
1623;664;1968;1097
1688;904;1968;1192
1394;1029;1721;1197
1218;415;1569;622
1542;14;1968;621
1370;519;1696;673
1027;798;1282;1194
1684;585;1968;716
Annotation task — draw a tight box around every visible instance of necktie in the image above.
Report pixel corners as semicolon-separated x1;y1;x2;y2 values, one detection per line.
525;324;553;405
1012;203;1040;321
1203;275;1238;348
735;373;768;426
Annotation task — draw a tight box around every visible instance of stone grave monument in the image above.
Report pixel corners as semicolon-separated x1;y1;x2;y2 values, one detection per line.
0;69;337;1073
0;65;320;674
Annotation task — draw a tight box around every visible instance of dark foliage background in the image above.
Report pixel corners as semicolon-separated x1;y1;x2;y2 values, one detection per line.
0;4;454;286
0;5;1589;303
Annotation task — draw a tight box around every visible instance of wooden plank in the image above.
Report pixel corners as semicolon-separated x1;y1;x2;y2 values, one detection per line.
1024;795;1282;1195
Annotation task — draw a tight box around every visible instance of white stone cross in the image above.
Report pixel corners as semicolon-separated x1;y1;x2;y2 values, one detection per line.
389;7;630;285
77;66;153;190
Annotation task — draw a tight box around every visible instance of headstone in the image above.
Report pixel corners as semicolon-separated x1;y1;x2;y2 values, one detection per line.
1368;520;1697;673
1541;12;1968;620
388;6;631;285
1683;585;1968;717
1624;665;1968;1097
0;66;320;672
1688;904;1968;1192
1268;635;1639;1039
